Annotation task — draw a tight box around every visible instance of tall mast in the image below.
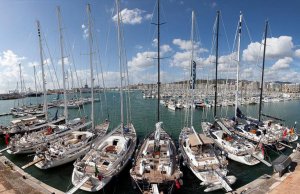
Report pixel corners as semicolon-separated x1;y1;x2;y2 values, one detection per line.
190;10;195;126
116;0;124;128
258;21;268;122
37;21;48;120
157;0;161;122
235;12;242;119
189;11;202;145
18;63;24;106
214;11;220;118
87;4;95;129
57;6;68;122
33;66;38;104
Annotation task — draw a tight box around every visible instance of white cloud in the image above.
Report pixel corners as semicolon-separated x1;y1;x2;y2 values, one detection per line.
28;61;39;67
0;50;25;67
243;36;294;62
171;51;191;69
128;51;156;71
81;24;88;39
135;45;143;49
160;44;172;54
58;57;70;65
152;38;158;47
43;58;51;66
241;67;254;79
0;50;26;93
171;38;208;69
271;57;293;70
128;44;171;72
295;49;300;58
173;39;192;50
145;13;153;20
112;8;151;25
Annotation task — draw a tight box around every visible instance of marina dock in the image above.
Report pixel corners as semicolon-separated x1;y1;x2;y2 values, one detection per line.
229;150;300;194
0;156;63;194
0;112;11;117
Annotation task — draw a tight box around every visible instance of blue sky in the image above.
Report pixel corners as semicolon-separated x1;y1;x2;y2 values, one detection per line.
1;0;300;93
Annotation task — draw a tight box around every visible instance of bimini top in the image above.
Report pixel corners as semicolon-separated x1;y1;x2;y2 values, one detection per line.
189;133;214;146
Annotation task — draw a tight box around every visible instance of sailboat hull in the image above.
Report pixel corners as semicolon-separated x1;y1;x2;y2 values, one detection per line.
71;124;137;192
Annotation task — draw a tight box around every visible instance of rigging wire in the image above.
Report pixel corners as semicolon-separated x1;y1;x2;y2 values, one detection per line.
42;33;61;90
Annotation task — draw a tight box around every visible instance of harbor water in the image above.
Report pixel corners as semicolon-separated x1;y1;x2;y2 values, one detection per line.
0;91;299;194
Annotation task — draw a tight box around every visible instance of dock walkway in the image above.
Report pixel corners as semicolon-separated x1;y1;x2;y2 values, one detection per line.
0;156;64;194
228;150;300;194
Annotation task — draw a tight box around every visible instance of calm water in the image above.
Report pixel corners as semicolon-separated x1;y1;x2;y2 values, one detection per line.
0;91;299;194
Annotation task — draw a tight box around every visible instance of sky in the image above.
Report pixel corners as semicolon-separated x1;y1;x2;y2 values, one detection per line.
1;0;300;93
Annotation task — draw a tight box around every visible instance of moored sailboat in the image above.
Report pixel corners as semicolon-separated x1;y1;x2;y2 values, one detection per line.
201;12;269;167
130;1;182;193
69;2;136;193
179;11;235;192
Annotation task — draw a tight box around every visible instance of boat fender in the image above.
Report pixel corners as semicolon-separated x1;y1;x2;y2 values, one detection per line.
175;179;181;189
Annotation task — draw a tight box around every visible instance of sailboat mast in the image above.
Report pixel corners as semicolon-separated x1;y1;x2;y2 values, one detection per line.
18;63;24;106
235;12;242;119
57;7;68;122
258;21;268;122
116;0;124;128
214;11;220;118
190;10;195;126
87;4;95;129
36;21;48;120
157;0;161;122
33;66;38;104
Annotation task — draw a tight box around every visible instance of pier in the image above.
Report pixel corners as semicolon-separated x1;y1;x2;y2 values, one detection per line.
0;112;11;117
229;150;300;194
0;156;63;194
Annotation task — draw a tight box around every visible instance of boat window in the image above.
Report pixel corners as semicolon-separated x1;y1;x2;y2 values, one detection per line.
236;127;243;132
211;133;217;139
113;139;119;146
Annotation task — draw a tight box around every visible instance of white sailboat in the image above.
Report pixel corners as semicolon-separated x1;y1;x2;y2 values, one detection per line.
28;6;109;169
201;120;266;166
6;19;91;155
201;12;267;167
130;1;182;193
230;19;290;150
179;11;235;192
69;3;136;193
33;130;95;169
7;118;89;154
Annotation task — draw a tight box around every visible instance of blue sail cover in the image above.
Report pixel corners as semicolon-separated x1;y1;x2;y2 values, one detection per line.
190;60;196;89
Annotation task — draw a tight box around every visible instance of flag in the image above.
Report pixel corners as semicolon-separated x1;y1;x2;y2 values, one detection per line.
175;179;181;189
4;133;10;145
283;129;287;137
190;60;196;89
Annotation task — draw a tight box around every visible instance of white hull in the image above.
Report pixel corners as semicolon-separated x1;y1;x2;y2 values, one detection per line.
167;104;176;111
7;121;91;154
71;124;136;192
34;146;91;169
